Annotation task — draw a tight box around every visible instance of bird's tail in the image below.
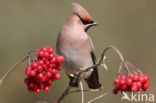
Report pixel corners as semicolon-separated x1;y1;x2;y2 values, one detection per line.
85;67;103;90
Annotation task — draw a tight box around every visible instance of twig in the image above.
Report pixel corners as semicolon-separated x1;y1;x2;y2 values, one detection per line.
80;82;84;103
118;62;123;78
57;86;71;103
0;55;29;85
87;92;109;103
68;89;90;94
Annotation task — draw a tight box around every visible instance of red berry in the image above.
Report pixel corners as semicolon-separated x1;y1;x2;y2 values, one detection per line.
38;51;44;58
120;84;127;90
59;56;65;62
35;89;41;94
25;66;31;71
42;58;47;63
138;75;145;83
116;82;121;89
56;56;62;63
143;82;150;89
44;86;50;92
136;82;142;88
46;71;52;78
38;83;44;89
24;78;30;84
49;54;54;60
41;47;47;52
143;75;149;83
29;83;35;89
37;73;44;79
46;61;50;66
26;71;30;76
120;79;126;85
47;47;53;54
38;60;44;65
57;66;62;71
131;85;137;92
54;74;61;80
51;69;57;74
30;70;36;77
50;57;57;63
127;78;133;86
114;79;119;84
32;62;38;68
43;65;48;71
37;65;43;72
47;79;52;85
120;75;126;80
28;87;34;92
44;52;49;58
133;74;139;81
56;56;65;63
137;87;142;92
113;88;118;95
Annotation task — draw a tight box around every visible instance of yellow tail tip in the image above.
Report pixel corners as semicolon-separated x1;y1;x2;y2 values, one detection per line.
69;74;75;77
90;86;104;91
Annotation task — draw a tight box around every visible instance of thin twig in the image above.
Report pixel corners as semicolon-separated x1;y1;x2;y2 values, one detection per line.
68;89;90;94
118;62;123;78
57;86;71;103
80;82;84;103
0;55;29;85
87;92;109;103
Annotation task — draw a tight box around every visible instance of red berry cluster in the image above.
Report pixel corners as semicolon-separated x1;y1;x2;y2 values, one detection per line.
24;47;64;94
113;74;150;94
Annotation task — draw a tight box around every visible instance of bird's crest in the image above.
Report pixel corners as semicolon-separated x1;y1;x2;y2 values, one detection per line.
71;2;92;22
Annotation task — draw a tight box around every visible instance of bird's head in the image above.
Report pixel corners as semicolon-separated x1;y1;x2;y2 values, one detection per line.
71;2;97;32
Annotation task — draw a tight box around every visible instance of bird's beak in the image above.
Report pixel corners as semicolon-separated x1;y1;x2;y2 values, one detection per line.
85;21;98;32
87;21;98;27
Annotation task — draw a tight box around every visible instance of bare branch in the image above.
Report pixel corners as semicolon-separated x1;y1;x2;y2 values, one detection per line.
87;92;109;103
0;56;29;85
68;89;90;94
57;86;71;103
80;82;84;103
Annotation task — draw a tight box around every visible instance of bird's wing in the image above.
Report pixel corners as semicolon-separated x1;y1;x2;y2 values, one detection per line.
85;35;102;89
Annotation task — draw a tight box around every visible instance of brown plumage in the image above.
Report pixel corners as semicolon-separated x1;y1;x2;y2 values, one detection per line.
56;2;102;89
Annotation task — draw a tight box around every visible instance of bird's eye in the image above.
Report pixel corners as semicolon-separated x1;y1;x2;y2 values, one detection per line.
78;16;93;25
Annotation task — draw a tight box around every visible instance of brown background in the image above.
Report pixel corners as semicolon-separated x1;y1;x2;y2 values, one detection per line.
0;0;156;103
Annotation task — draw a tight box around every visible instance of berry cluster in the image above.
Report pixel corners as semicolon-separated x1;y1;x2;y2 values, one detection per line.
113;74;150;94
24;47;64;94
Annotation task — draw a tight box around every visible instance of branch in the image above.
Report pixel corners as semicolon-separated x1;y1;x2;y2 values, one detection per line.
87;92;109;103
80;82;84;103
57;86;71;103
0;55;29;85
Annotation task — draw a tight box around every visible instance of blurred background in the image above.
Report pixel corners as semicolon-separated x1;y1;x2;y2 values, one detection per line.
0;0;156;103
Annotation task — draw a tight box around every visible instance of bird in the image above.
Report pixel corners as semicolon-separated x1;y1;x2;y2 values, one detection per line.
56;2;103;90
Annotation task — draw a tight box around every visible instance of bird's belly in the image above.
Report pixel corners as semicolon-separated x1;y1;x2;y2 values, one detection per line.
60;49;93;78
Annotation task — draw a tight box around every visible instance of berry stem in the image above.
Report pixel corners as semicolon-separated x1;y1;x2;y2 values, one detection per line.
0;55;29;85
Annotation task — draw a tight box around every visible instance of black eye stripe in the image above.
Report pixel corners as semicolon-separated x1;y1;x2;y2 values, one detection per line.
77;15;93;25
